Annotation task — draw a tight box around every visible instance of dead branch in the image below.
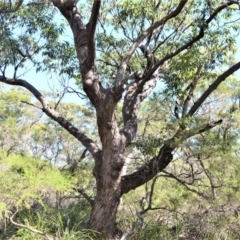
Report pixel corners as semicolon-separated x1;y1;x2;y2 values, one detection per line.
9;210;54;240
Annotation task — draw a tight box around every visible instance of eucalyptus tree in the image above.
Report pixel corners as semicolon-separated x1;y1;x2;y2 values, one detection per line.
1;0;240;238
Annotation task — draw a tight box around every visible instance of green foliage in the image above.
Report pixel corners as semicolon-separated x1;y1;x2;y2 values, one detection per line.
133;135;164;156
0;2;78;78
1;203;96;240
16;207;94;240
0;88;31;120
0;150;73;214
136;221;174;240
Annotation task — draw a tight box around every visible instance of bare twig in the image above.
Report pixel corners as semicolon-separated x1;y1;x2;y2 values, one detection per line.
139;175;161;215
74;188;94;206
21;100;42;110
66;86;87;99
198;156;216;199
161;170;211;200
54;88;67;110
10;210;54;240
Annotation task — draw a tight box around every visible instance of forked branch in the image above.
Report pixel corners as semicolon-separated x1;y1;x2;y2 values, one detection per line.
142;1;240;83
121;117;223;195
161;170;211;200
115;0;188;84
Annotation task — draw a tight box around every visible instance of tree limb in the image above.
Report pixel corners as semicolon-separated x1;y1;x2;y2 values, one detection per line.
121;117;222;195
188;61;240;116
74;188;94;206
142;1;240;83
181;120;223;140
50;0;105;108
182;65;203;117
87;0;101;67
121;72;158;144
0;76;101;160
115;0;188;85
121;144;174;195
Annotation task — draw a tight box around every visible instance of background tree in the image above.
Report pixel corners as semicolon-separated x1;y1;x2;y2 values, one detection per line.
1;0;240;239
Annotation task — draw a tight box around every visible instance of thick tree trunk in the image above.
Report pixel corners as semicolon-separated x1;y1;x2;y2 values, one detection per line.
89;152;123;239
88;109;125;239
89;185;121;239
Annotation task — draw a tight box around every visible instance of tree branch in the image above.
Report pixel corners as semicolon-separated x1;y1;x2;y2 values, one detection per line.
122;53;239;197
121;117;222;195
121;144;174;195
152;4;193;54
182;65;203;117
161;170;211;200
50;0;105;108
188;61;240;116
114;0;188;85
139;175;161;215
10;210;54;240
87;0;101;67
120;72;158;144
198;156;216;199
0;0;23;13
21;100;42;110
74;188;94;206
181;120;223;140
142;1;240;83
0;76;101;160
